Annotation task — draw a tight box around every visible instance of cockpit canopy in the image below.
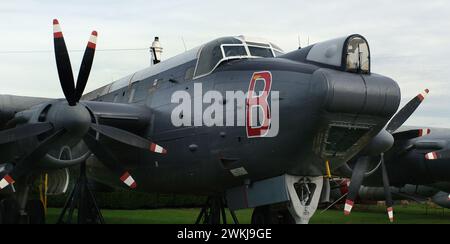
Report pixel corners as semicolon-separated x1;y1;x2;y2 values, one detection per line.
194;36;284;79
305;34;371;74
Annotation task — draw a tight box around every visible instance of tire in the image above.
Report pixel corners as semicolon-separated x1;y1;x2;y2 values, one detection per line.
251;206;272;224
1;198;20;224
26;200;46;224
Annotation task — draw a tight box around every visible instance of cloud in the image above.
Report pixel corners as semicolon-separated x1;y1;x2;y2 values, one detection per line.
0;0;449;126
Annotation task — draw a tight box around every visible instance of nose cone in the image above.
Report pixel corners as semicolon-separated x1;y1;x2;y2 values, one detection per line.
50;103;91;136
310;68;401;167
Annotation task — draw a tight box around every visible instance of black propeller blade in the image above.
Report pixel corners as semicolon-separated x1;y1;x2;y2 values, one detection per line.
0;129;66;190
0;122;53;144
90;124;167;154
74;31;98;102
345;89;431;220
53;19;76;106
386;89;429;133
344;156;371;215
380;154;394;222
0;19;167;193
53;19;97;105
83;134;137;189
392;128;431;141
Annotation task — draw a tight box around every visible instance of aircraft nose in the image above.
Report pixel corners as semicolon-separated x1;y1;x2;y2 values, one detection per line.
310;68;401;165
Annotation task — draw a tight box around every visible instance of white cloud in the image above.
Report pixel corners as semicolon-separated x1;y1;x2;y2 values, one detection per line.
0;0;449;126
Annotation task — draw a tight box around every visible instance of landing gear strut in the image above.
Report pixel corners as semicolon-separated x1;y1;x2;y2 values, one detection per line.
57;162;104;224
249;176;325;224
195;196;239;224
286;176;324;224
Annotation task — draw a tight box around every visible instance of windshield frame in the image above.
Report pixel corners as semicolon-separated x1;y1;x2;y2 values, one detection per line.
193;37;284;79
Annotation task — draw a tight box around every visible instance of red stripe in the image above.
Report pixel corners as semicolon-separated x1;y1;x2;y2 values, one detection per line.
120;172;130;182
150;143;156;152
418;94;425;101
54;32;63;39
130;182;137;189
4;175;15;184
345;199;354;206
87;42;96;49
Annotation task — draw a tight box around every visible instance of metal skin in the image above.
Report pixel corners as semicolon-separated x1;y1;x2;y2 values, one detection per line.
0;33;401;208
84;56;400;194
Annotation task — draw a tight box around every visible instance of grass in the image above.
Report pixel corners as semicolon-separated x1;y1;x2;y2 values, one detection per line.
45;203;450;224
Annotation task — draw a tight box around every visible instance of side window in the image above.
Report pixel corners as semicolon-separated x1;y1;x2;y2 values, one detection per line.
248;46;274;58
184;67;195;81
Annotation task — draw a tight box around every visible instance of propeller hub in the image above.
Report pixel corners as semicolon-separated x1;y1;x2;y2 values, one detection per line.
49;102;91;136
362;130;394;156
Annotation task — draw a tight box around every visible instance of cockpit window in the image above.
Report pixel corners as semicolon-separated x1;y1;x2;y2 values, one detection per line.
223;45;247;57
193;36;285;79
305;34;371;74
248;46;274;58
345;36;370;73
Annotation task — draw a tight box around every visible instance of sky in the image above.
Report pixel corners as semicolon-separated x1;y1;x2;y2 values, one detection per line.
0;0;449;127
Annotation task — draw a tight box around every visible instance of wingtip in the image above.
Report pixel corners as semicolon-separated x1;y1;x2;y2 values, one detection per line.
91;31;98;37
53;19;59;25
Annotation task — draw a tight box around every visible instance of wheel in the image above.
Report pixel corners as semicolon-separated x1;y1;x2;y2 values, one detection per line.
251;206;272;224
1;198;20;224
276;209;295;224
26;200;46;224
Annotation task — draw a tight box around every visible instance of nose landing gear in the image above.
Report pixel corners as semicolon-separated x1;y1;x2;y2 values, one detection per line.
249;175;325;224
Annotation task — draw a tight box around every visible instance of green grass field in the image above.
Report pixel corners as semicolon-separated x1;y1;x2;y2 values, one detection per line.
45;203;450;224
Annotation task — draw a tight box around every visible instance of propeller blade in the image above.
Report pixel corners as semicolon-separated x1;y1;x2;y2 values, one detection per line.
386;89;429;133
90;124;167;154
83;134;137;189
0;123;53;144
393;128;431;141
0;129;66;190
74;31;98;102
425;149;450;160
344;156;371;216
53;19;76;106
380;154;394;222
